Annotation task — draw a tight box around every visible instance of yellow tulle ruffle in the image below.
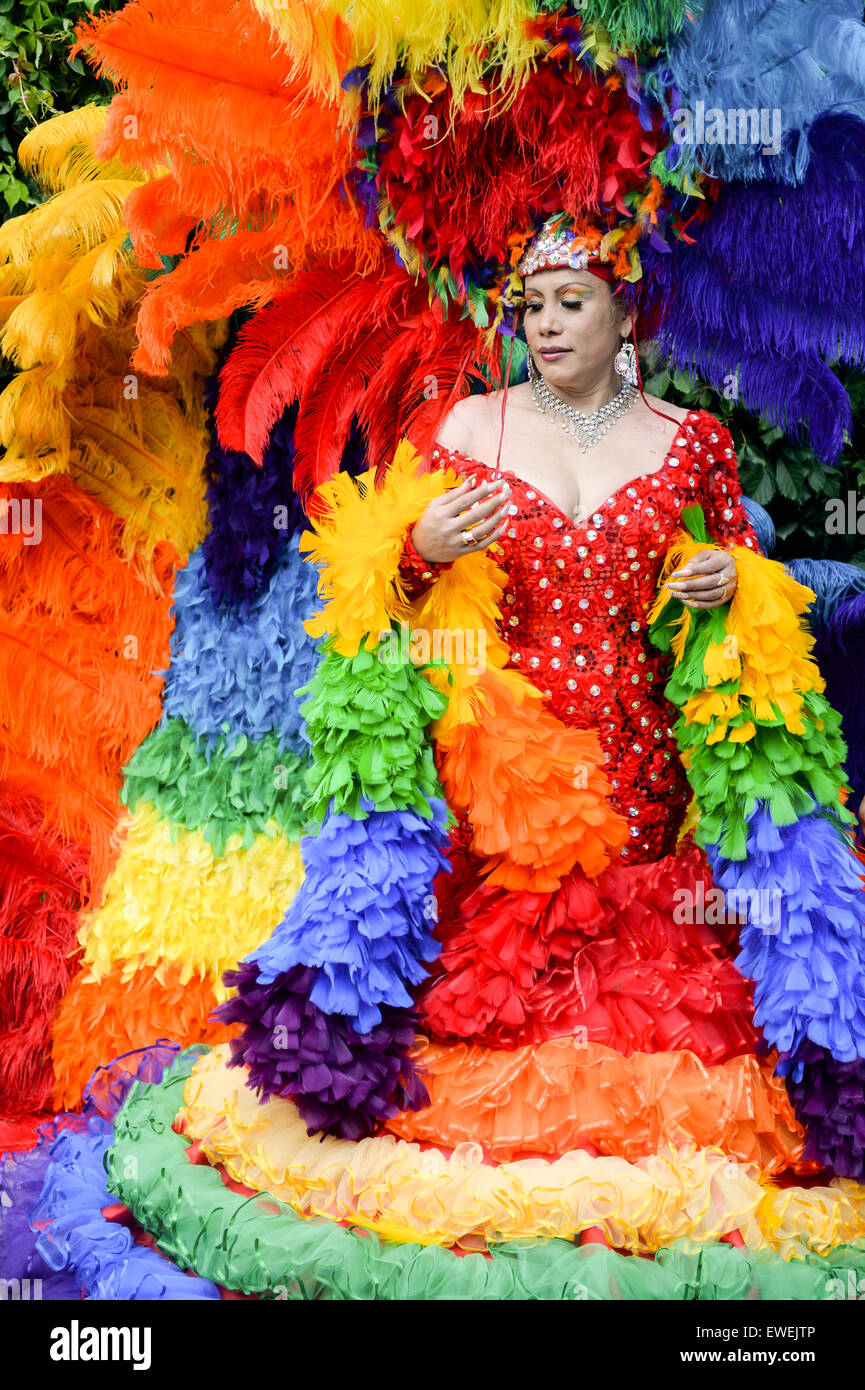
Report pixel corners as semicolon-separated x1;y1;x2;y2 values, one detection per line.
74;801;303;999
178;1046;865;1256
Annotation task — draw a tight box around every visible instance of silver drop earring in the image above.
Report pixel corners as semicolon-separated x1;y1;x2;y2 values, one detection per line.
526;349;537;381
614;339;638;388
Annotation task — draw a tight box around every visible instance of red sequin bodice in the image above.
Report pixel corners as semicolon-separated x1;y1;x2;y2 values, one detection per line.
416;409;759;863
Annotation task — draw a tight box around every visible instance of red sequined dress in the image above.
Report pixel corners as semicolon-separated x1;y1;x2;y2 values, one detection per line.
397;408;765;1067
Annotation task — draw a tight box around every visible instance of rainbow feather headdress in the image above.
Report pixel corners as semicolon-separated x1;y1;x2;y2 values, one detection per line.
7;0;857;497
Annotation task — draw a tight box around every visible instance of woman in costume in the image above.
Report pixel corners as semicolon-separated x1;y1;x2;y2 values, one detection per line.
5;0;865;1302
392;217;765;1066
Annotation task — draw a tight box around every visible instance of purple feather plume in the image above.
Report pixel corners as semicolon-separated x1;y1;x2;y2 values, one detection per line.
783;1042;865;1181
216;963;429;1141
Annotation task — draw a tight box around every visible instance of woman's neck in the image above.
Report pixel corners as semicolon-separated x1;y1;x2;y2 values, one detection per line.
538;363;622;414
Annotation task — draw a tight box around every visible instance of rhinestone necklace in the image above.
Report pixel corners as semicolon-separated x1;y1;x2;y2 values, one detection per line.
532;373;636;453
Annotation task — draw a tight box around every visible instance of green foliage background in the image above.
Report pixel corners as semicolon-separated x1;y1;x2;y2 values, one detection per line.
2;0;864;568
0;0;124;214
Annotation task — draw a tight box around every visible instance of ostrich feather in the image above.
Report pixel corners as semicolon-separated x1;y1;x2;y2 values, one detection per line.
0;476;178;630
580;0;704;50
129;200;380;378
358;311;494;473
254;0;547;112
292;327;388;495
249;0;354;107
71;0;349;200
215;262;414;469
653;0;865;185
15;104;139;195
0;181;142;268
0;796;89;1113
0;753;123;911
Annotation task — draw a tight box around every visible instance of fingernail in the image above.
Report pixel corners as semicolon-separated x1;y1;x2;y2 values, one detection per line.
468;475;476;486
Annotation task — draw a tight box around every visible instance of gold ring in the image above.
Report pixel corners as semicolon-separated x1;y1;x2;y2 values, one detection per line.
459;528;474;546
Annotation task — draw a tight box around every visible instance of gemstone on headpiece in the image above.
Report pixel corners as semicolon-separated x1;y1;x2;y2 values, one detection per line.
517;217;593;277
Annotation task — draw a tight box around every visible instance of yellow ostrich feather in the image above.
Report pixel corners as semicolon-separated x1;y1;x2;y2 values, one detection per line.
1;314;226;564
0;105;227;564
255;0;549;112
249;0;354;108
0;180;143;269
16;103;146;194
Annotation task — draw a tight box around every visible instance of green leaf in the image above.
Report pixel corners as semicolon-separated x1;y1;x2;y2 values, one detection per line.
774;460;797;500
3;176;30;211
680;503;708;543
750;471;776;507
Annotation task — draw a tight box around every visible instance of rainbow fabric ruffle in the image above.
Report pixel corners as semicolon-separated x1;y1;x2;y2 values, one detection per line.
6;459;865;1302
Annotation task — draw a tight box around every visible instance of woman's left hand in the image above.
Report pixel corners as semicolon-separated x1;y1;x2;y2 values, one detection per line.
665;549;738;609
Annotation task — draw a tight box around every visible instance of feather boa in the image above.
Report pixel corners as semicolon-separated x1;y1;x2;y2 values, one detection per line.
221;437;625;1136
650;506;865;1179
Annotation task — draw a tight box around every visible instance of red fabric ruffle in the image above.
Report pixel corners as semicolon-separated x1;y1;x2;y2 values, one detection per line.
420;837;757;1060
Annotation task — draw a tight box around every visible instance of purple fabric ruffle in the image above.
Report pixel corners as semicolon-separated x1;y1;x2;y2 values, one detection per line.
217;962;428;1140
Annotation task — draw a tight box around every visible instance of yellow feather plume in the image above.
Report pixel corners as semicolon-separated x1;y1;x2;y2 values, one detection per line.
0;106;228;566
255;0;548;112
16;103;146;194
300;438;457;655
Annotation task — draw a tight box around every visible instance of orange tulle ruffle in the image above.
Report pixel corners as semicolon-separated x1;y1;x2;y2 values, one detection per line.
435;667;628;891
385;1033;813;1176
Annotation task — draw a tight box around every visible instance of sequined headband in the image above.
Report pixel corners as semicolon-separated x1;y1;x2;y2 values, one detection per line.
516;219;595;277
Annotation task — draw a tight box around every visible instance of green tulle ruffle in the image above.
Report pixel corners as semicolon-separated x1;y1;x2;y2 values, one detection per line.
298;641;448;822
104;1051;865;1302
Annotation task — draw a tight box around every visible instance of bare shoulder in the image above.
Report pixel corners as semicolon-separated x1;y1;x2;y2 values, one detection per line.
435;390;499;454
640;393;690;424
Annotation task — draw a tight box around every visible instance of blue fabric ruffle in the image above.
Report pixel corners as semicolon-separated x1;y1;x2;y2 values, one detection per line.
246;798;451;1032
707;803;865;1066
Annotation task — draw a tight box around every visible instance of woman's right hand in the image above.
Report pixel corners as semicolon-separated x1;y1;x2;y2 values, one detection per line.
410;476;512;563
